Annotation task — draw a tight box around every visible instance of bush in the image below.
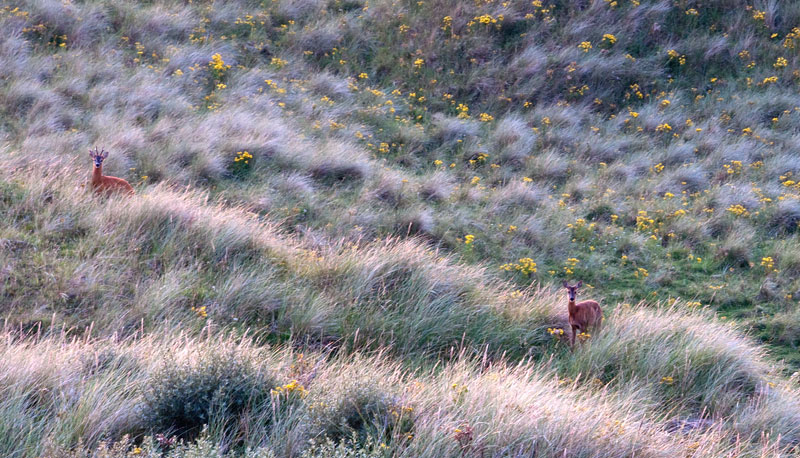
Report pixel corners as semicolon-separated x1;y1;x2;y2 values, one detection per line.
301;435;382;458
306;381;413;446
142;351;275;440
46;433;279;458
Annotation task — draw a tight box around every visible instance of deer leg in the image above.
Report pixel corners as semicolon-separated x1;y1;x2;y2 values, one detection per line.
570;325;578;348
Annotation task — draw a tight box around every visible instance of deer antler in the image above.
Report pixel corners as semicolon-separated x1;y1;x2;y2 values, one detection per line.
89;146;135;196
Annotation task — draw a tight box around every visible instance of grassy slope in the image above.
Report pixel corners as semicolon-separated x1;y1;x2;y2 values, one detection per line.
2;0;800;455
2;148;800;457
3;0;800;359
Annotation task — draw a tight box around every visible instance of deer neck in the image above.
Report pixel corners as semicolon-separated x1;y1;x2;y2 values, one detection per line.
568;299;578;315
92;165;103;185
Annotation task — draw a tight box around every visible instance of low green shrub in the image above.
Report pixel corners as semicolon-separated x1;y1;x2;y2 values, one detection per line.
306;381;413;447
302;434;382;458
142;351;275;440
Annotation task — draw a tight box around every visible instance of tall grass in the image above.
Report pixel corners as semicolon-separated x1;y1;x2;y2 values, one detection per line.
3;161;799;454
3;0;800;325
4;0;800;455
1;329;797;457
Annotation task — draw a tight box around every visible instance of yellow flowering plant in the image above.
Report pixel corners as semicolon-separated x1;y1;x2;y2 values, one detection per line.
230;151;254;178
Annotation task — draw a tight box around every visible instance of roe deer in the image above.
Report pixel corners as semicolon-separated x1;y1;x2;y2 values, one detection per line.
89;147;134;196
563;280;602;347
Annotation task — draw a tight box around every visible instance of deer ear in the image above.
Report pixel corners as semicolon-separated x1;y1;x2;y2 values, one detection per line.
89;149;95;158
576;280;583;288
102;150;109;159
562;281;569;288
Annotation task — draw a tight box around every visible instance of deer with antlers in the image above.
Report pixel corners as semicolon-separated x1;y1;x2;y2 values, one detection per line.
88;147;134;196
563;281;602;348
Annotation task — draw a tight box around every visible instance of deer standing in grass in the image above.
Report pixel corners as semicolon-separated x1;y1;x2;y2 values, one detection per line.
89;147;134;196
563;281;602;348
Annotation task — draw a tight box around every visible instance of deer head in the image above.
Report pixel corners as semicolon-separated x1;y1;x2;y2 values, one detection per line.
88;146;109;168
562;280;583;301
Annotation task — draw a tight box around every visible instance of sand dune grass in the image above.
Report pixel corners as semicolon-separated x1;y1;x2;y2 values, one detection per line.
2;162;800;456
4;0;800;455
0;328;795;458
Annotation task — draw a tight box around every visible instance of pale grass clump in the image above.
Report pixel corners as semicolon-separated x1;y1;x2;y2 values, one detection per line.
708;183;761;214
515;215;571;259
0;331;144;454
305;354;694;457
775;240;800;276
113;3;198;46
562;177;596;204
489;115;535;166
2;79;48;119
507;46;547;81
765;152;800;179
529;105;591;132
0;332;301;456
118;78;192;126
188;147;228;184
98;186;288;264
165;45;231;79
417;171;453;202
525;151;570;182
431;114;480;145
273;0;326;23
662;163;710;193
757;308;800;358
0;33;32;79
294;22;344;56
0;161;293;326
307;72;352;102
392;207;434;237
415;363;687;457
370;169;410;206
604;161;641;188
660;142;696;167
710;140;759;168
578;138;633;164
487;181;548;216
307;139;372;185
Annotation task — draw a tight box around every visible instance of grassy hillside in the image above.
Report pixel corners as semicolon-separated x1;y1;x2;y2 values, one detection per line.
3;0;800;455
2;317;800;457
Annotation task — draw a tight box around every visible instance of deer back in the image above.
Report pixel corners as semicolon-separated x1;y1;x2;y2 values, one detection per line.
94;176;135;195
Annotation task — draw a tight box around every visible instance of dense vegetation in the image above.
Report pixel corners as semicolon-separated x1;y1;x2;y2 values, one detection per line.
2;0;800;455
